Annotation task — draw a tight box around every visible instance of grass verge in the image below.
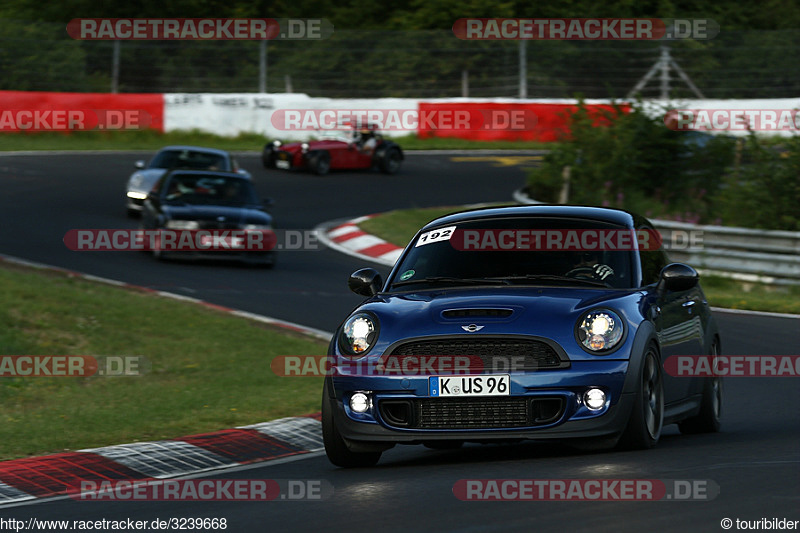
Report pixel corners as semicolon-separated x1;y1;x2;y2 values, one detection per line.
0;130;555;152
359;206;477;248
358;206;800;315
698;276;800;315
0;262;327;460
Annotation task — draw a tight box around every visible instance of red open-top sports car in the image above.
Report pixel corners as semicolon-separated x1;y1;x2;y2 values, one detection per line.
262;124;403;175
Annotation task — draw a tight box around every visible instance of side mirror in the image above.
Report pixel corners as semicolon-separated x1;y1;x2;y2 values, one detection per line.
658;263;699;292
348;268;383;297
135;160;146;169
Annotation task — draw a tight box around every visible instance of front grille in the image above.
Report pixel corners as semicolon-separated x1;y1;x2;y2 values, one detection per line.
387;338;567;371
378;397;566;429
419;397;529;429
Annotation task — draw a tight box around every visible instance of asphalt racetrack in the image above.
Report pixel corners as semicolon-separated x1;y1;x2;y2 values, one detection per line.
0;151;797;532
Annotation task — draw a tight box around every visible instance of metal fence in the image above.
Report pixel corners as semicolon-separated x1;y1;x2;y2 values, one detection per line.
514;190;800;286
657;221;800;286
1;20;799;99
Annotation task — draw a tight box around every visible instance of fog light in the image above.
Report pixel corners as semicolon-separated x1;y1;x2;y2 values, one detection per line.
350;392;370;413
583;388;606;411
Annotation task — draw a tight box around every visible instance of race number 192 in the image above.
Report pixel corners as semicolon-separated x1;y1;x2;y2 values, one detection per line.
415;226;456;247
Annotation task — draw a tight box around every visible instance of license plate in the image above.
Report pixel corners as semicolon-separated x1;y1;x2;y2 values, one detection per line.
276;160;290;169
200;235;246;249
429;375;509;397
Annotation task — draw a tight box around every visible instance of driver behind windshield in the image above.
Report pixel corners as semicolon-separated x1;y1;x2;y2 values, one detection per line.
222;181;244;202
358;127;377;155
567;251;615;281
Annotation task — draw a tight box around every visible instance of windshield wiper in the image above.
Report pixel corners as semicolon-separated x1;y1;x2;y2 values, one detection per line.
486;274;610;287
391;276;511;288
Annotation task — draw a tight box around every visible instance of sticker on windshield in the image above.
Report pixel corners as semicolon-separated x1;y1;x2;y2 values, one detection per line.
415;226;456;247
399;269;415;281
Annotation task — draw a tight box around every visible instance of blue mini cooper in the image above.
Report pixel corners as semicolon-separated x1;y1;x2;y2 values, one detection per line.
323;205;722;467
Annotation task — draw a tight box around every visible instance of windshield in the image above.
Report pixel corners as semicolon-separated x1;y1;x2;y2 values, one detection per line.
317;130;355;143
150;149;229;171
162;174;259;206
389;217;636;290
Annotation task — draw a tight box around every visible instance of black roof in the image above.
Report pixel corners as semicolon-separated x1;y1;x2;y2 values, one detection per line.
420;204;649;231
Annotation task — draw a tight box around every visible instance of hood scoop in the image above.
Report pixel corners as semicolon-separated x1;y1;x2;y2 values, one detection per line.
441;308;514;319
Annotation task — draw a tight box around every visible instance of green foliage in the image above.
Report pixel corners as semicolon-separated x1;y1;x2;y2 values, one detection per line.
0;20;94;91
526;102;800;231
716;136;800;230
2;0;799;30
0;2;798;97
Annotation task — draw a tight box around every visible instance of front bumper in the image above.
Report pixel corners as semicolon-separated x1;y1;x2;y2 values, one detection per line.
273;150;296;170
326;360;635;443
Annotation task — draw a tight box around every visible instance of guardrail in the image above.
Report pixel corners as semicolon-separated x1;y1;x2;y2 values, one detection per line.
513;189;800;286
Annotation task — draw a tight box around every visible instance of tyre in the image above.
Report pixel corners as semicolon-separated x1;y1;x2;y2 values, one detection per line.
309;152;331;176
379;148;402;174
679;341;722;434
322;381;381;467
618;345;664;450
262;145;276;168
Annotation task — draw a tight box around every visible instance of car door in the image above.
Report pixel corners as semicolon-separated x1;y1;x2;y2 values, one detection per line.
656;282;705;403
640;243;703;404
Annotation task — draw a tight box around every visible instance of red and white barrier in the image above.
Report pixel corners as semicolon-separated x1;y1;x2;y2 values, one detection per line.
0;91;163;132
2;90;797;140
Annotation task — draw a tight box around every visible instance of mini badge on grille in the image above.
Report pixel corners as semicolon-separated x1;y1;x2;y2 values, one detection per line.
461;324;484;332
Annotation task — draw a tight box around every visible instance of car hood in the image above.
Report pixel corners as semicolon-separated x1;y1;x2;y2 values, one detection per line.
348;286;648;361
127;169;166;192
163;204;272;225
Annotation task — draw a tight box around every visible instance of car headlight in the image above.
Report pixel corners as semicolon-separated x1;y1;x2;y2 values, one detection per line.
165;220;199;230
339;313;378;357
301;143;309;153
243;224;271;230
272;140;281;147
575;309;624;353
